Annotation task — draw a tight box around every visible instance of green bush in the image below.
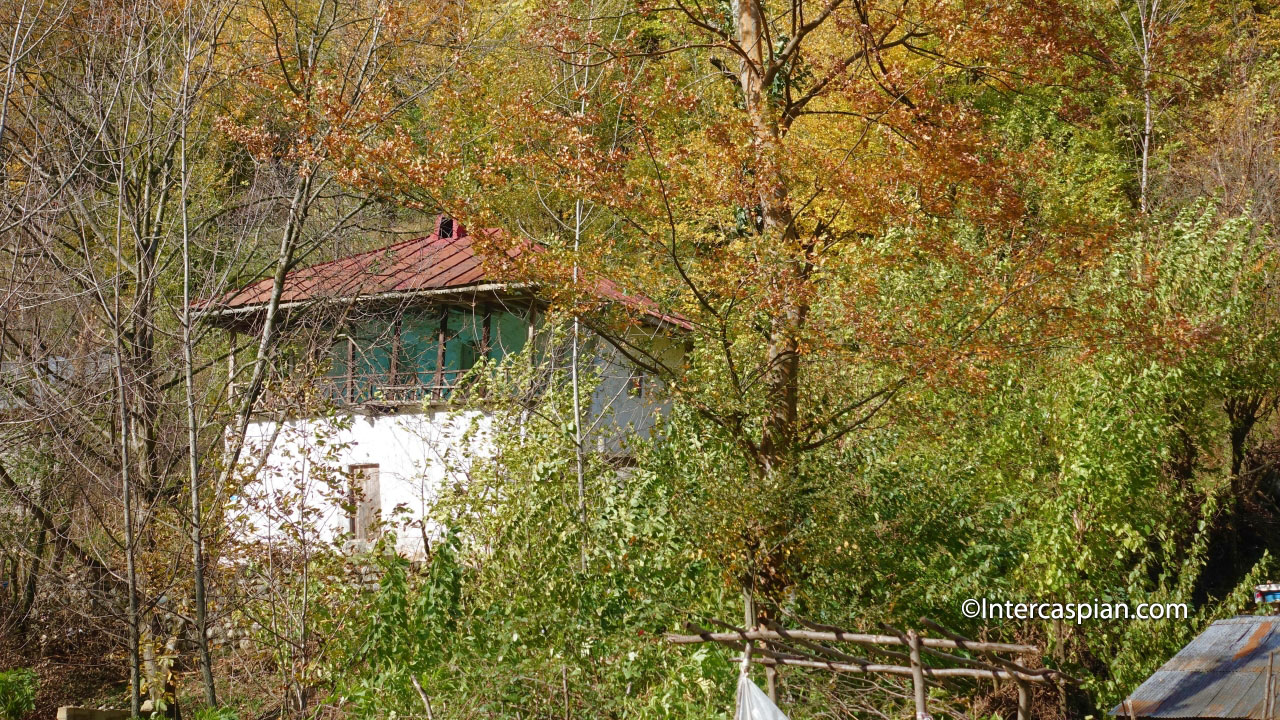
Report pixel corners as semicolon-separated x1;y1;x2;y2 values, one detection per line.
190;707;239;720
0;668;37;720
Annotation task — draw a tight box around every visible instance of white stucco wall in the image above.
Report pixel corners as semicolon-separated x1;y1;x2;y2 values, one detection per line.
233;408;489;557
229;327;684;558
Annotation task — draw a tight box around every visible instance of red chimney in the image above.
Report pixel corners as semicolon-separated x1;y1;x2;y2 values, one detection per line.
435;214;465;239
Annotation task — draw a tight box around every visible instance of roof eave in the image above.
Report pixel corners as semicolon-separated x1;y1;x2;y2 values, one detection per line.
196;282;535;322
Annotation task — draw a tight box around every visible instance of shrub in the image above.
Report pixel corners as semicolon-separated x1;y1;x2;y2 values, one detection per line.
0;668;37;720
190;707;239;720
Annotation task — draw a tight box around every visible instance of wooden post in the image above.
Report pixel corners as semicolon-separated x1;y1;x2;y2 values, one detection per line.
1017;678;1032;720
766;666;778;703
562;664;570;720
345;333;355;402
527;306;537;360
389;315;402;386
228;328;237;382
410;675;434;720
434;308;447;400
479;307;493;400
908;631;930;720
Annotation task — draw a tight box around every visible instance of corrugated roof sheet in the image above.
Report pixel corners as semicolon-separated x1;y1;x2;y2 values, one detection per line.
1113;616;1280;719
206;223;510;310
201;220;691;330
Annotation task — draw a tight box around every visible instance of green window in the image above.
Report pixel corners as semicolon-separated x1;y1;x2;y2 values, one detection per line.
489;310;528;360
326;305;531;403
397;309;441;386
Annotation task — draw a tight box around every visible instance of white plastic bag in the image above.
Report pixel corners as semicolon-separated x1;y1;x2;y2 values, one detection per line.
735;675;790;720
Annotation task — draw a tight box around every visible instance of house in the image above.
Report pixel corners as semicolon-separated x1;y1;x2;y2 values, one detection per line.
200;216;685;556
1112;615;1280;720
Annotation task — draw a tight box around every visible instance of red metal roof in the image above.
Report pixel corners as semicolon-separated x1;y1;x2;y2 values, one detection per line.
205;222;513;310
202;220;690;330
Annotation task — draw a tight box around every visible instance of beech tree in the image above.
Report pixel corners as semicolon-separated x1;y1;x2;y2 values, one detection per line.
398;0;1121;602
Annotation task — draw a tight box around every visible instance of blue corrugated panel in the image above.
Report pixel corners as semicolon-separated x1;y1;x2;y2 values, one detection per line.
1112;616;1280;719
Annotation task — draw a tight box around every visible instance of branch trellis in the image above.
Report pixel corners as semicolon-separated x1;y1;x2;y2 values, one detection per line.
667;617;1075;720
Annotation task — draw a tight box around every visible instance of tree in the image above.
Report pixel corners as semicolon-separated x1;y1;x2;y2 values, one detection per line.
409;0;1118;606
0;0;477;709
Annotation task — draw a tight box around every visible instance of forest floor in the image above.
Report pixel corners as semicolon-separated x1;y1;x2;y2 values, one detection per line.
0;623;124;720
2;610;289;720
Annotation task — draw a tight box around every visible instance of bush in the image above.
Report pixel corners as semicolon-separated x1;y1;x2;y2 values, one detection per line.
0;668;37;720
190;707;239;720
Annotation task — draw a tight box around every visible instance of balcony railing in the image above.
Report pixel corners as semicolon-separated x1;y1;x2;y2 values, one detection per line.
327;369;475;406
231;368;486;411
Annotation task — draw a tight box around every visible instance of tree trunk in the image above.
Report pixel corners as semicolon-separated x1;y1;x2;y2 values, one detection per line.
735;0;807;475
16;479;49;633
572;198;587;573
116;359;143;717
178;20;218;699
0;463;115;587
1225;394;1261;486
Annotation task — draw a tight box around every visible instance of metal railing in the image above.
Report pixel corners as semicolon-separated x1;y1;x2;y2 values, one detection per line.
231;369;482;411
327;370;469;406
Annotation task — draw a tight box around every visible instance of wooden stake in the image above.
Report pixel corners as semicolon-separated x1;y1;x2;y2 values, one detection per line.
562;664;570;720
1017;679;1031;720
908;631;930;720
410;675;434;720
766;665;777;703
741;582;755;679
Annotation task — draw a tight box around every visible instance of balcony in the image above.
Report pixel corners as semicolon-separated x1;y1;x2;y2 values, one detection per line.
322;368;477;406
229;305;533;413
230;365;516;413
231;375;462;412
